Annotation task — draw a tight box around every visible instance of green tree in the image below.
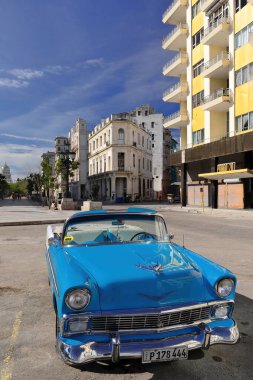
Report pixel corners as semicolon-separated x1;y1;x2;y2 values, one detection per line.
9;178;28;195
0;174;9;199
41;157;54;203
55;157;79;197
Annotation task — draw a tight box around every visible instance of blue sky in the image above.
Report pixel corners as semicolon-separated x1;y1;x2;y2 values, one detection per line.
0;0;177;179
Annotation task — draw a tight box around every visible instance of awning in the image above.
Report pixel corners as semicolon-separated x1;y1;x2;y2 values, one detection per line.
198;169;253;180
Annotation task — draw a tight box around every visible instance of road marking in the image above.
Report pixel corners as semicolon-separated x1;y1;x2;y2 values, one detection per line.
0;311;23;380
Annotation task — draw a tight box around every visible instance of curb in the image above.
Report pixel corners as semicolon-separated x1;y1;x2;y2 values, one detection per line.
0;219;66;227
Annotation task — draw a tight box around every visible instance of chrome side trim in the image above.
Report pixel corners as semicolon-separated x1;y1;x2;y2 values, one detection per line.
63;300;234;318
46;249;59;297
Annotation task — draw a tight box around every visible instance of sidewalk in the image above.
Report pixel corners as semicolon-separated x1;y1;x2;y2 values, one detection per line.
1;198;253;226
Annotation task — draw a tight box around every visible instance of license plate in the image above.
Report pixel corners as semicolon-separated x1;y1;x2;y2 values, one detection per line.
142;346;188;363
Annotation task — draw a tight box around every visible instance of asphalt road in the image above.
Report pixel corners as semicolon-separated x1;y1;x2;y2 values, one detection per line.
0;210;252;380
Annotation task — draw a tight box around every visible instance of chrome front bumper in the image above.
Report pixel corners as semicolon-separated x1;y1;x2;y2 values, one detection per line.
57;322;239;365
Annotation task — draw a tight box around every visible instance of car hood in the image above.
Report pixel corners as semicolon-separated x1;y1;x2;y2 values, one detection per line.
65;242;207;311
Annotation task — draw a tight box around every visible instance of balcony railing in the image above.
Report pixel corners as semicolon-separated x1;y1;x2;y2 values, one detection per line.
162;24;187;45
204;52;230;70
163;81;187;98
164;111;188;123
204;17;230;37
202;88;230;104
163;0;177;19
163;52;187;72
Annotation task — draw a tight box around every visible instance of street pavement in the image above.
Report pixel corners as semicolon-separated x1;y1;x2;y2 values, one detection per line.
0;199;253;379
1;198;253;226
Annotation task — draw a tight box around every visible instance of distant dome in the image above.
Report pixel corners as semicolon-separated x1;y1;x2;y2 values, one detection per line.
1;162;12;183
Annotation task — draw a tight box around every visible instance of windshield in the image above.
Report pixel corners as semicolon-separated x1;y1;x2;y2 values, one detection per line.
63;214;167;246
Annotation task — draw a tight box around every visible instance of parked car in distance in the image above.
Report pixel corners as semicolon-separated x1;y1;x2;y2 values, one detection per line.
45;208;239;366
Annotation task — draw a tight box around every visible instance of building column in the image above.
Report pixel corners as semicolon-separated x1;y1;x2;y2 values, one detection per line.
210;157;218;209
111;176;116;201
181;163;187;207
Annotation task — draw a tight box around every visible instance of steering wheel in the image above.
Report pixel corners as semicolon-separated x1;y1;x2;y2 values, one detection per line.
130;232;156;241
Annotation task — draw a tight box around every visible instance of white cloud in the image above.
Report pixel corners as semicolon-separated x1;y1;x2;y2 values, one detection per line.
44;65;69;74
0;78;29;88
9;68;44;80
84;58;104;67
0;143;52;180
0;133;52;143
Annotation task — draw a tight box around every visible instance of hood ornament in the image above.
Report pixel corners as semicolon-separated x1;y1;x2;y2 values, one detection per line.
136;262;165;273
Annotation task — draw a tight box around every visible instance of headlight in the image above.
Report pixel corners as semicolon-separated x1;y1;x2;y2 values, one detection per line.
65;288;91;310
216;278;234;297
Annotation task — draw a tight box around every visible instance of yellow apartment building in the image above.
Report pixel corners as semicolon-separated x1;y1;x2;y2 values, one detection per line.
162;0;253;209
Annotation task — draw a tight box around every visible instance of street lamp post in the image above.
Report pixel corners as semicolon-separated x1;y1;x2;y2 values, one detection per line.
59;142;76;198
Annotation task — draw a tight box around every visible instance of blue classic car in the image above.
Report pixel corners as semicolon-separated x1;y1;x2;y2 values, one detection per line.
46;208;239;366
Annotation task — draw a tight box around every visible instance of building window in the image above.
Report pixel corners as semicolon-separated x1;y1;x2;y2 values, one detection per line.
208;2;229;27
235;0;247;13
142;136;144;147
192;129;204;145
133;154;135;168
193;59;204;78
151;134;154;141
192;0;205;19
152;143;154;148
236;111;253;132
138;159;141;172
151;122;154;128
235;62;253;86
235;22;253;49
192;90;204;108
118;152;124;170
100;136;102;146
104;156;106;171
138;111;141;116
104;133;106;144
145;110;148;116
118;128;125;144
192;28;204;49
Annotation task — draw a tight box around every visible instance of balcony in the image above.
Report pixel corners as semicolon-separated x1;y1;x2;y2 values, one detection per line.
163;51;187;76
202;52;230;78
163;81;188;103
201;88;231;111
201;17;230;46
162;24;188;51
164;111;188;128
162;0;187;25
201;0;218;12
168;130;253;166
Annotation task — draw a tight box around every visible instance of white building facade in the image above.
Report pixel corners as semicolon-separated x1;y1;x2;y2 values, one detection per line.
88;114;153;202
131;105;172;199
54;136;69;199
69;118;88;201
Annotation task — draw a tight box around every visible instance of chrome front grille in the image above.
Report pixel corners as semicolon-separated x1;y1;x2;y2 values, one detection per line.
90;306;211;332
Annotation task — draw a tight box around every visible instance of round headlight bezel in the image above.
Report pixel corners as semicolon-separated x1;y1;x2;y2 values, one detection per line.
215;278;234;298
65;288;91;310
